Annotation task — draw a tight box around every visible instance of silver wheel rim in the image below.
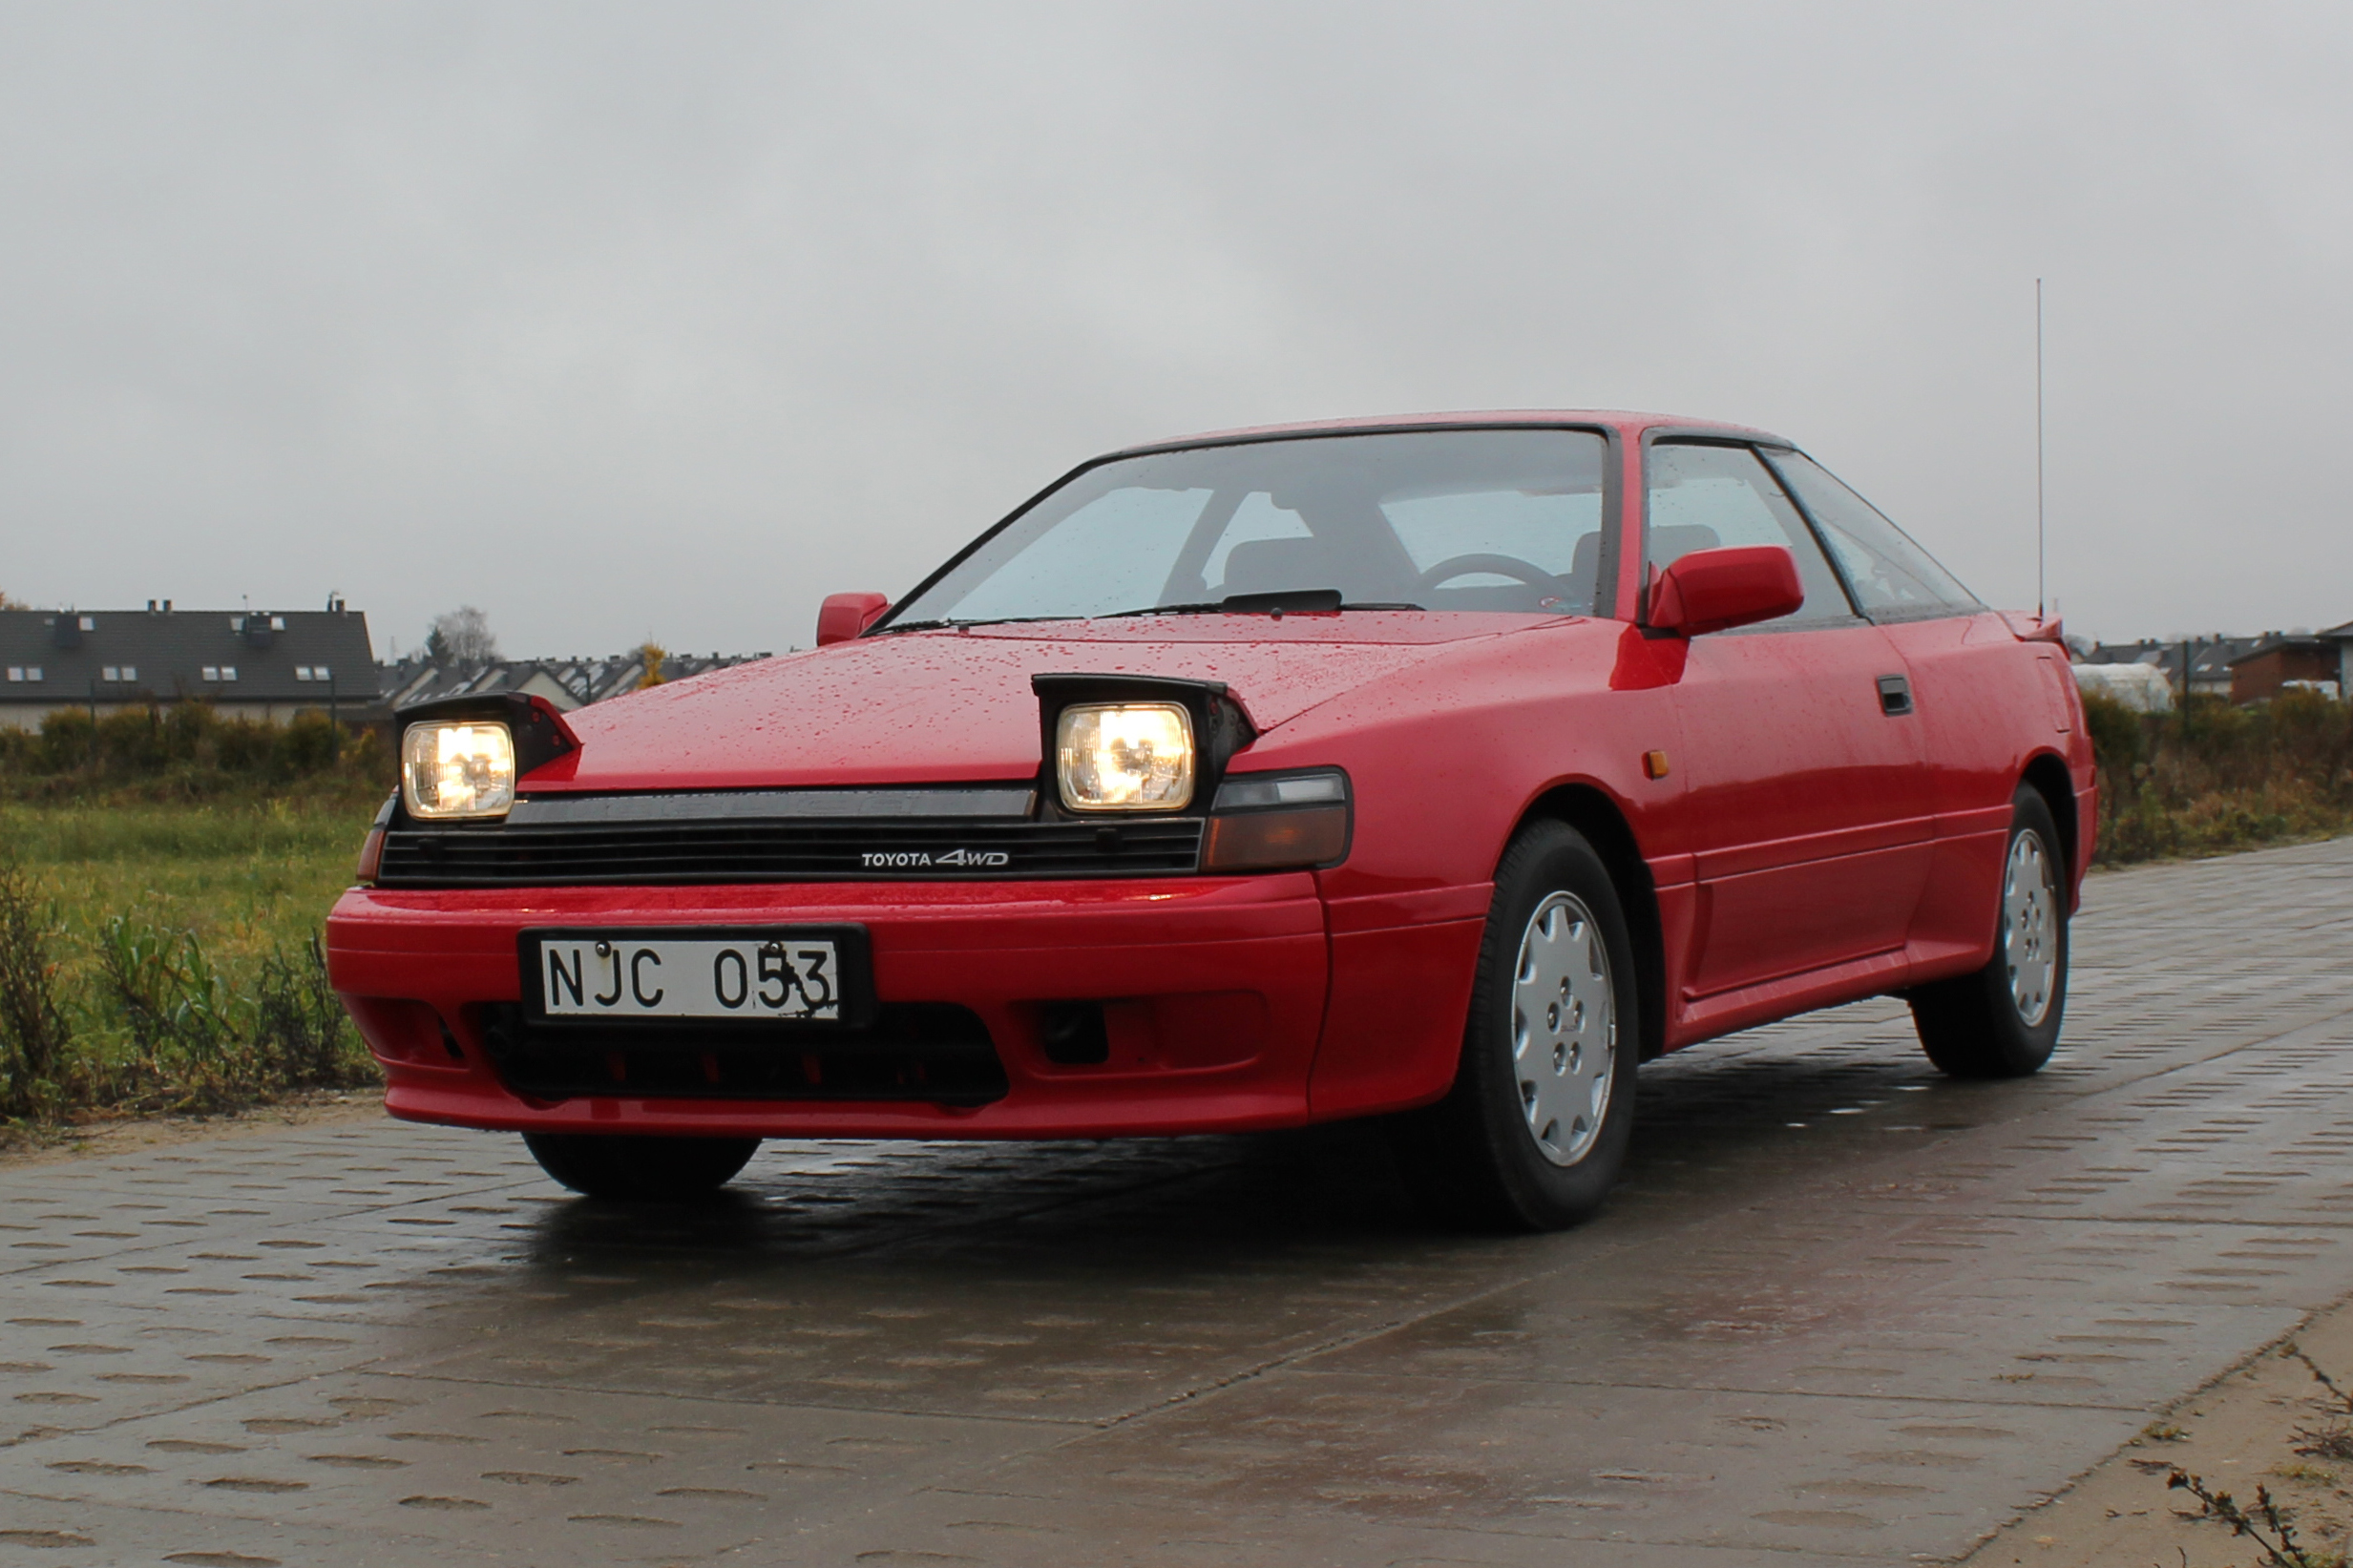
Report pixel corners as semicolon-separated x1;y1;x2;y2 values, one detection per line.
2002;829;2059;1028
1511;890;1618;1167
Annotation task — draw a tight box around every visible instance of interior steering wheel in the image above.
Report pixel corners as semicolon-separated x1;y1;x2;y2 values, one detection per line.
1415;553;1562;593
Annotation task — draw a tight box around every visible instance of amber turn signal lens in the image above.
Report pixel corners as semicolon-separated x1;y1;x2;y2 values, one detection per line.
355;826;385;885
1202;805;1350;872
1643;749;1671;780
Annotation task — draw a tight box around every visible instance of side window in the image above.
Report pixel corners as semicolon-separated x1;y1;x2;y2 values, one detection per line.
1644;443;1856;627
1761;449;1981;621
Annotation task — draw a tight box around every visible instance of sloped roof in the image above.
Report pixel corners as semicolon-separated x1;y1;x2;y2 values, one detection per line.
0;607;374;705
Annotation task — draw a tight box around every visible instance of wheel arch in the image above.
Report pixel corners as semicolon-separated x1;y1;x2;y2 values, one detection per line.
1517;783;1668;1062
2020;750;2078;883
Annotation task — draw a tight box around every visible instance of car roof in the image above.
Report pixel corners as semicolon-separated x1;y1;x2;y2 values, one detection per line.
1101;409;1791;461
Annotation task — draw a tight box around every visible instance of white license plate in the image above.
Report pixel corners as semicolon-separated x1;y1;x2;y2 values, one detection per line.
532;933;846;1021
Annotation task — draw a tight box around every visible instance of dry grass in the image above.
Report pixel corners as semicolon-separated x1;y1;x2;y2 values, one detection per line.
2084;688;2353;865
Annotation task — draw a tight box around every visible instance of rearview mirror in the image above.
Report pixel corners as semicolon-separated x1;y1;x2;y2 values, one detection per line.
816;593;891;647
1646;546;1804;638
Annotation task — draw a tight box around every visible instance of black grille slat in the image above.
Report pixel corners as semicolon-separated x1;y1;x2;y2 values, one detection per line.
478;1002;1008;1105
378;814;1205;888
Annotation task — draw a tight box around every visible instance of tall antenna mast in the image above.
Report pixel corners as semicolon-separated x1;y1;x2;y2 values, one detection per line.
2035;277;2047;621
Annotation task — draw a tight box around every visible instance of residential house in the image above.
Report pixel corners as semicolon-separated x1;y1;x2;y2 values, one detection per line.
0;601;378;731
384;649;777;718
2229;634;2343;703
2075;636;2264;700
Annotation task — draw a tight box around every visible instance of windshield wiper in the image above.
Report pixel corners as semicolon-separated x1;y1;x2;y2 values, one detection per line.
886;597;1426;634
872;615;1087;635
1100;592;1423;619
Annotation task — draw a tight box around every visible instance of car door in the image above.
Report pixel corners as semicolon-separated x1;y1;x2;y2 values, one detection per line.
1646;440;1935;1010
1759;447;2059;970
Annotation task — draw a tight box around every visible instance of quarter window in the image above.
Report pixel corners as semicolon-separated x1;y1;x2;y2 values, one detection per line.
1761;449;1980;621
1644;443;1855;627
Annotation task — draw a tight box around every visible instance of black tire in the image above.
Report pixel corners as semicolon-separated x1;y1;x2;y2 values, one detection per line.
1909;786;2069;1078
1393;820;1641;1231
522;1133;761;1201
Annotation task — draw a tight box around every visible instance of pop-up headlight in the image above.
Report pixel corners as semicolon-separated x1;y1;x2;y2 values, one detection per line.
401;721;516;820
1056;702;1195;811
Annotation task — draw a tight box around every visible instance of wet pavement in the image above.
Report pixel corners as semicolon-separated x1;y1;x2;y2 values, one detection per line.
5;839;2353;1565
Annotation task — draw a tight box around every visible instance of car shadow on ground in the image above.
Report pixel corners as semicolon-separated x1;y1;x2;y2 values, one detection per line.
496;1014;2054;1295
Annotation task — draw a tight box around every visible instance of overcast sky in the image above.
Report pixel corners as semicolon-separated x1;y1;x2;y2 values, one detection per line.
3;1;2348;659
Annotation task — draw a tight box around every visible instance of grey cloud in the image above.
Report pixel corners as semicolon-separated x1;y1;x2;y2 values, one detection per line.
1;0;2347;655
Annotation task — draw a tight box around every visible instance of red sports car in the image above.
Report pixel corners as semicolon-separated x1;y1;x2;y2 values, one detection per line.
329;411;2092;1228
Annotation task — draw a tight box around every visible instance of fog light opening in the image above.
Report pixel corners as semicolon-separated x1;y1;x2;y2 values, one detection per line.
1039;1000;1110;1065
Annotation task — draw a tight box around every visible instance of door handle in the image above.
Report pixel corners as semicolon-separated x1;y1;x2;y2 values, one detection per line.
1877;674;1914;716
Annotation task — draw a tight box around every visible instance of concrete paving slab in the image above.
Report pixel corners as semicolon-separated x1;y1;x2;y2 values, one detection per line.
1;835;2351;1564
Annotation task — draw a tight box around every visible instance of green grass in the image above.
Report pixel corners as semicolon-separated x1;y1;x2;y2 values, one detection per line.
0;792;383;1124
3;795;375;961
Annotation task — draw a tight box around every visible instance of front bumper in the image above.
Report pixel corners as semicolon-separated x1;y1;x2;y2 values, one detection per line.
326;874;1337;1139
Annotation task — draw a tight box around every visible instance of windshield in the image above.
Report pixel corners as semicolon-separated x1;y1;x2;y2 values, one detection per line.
885;428;1612;628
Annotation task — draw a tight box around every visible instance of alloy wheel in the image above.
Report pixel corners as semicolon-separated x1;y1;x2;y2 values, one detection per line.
1511;890;1618;1167
2002;829;2059;1028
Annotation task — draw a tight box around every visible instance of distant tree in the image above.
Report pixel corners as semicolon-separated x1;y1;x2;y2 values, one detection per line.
636;642;667;689
425;606;499;665
0;590;20;610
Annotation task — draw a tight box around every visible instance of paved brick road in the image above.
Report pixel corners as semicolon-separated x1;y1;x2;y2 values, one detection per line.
5;838;2353;1565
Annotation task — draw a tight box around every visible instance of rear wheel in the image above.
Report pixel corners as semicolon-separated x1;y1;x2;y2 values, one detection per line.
522;1133;761;1200
1394;820;1640;1231
1909;787;2068;1077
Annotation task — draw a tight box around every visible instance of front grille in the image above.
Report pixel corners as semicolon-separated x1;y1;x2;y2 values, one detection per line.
477;1002;1008;1105
376;816;1205;888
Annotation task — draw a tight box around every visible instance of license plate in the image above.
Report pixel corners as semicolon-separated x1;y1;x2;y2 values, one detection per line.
520;927;871;1025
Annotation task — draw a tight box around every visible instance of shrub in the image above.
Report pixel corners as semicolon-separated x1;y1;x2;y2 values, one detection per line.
2089;689;2353;865
34;709;95;772
275;710;343;777
0;864;71;1118
250;934;370;1089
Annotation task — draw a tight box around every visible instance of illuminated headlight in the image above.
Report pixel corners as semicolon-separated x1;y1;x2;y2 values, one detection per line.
1056;702;1195;811
401;721;516;819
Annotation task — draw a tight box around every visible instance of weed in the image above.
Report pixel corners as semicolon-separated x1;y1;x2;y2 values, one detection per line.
250;934;371;1090
2085;689;2353;865
0;862;72;1118
2167;1468;2326;1567
2287;1345;2353;1463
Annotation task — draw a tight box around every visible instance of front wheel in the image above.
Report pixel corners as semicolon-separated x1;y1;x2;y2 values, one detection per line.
1393;820;1641;1231
1909;786;2069;1077
522;1133;761;1201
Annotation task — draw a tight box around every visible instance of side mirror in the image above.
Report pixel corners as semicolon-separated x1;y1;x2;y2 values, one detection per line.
1647;546;1804;638
816;593;891;647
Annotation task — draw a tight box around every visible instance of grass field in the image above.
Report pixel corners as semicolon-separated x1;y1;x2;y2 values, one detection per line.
0;787;384;1125
1;690;2349;1131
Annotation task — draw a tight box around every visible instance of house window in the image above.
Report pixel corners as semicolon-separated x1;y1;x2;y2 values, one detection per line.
201;666;220;681
295;666;312;681
101;666;119;681
313;665;330;681
25;667;40;682
220;666;238;681
5;668;20;682
120;665;137;682
77;616;95;632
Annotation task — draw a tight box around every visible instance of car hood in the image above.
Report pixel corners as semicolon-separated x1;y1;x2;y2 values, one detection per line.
529;613;1559;793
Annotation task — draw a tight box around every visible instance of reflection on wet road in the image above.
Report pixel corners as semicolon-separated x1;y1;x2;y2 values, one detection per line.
5;838;2353;1565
